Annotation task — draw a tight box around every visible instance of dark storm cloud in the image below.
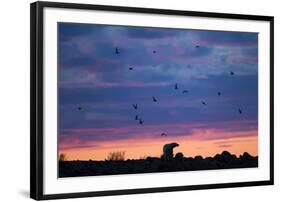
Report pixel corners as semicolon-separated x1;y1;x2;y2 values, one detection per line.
58;23;95;41
124;27;182;39
195;31;258;47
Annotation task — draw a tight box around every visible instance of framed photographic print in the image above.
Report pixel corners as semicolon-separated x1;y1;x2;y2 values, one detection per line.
30;1;274;200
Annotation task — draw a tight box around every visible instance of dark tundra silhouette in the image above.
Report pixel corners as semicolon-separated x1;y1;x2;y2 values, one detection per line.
59;143;258;178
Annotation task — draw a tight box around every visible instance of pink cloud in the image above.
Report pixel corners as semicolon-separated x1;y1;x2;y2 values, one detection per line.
59;120;258;150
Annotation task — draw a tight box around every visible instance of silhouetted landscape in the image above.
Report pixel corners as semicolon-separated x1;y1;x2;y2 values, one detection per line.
59;150;258;178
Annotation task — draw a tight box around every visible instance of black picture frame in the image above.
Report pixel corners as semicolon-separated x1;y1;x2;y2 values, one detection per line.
30;1;274;200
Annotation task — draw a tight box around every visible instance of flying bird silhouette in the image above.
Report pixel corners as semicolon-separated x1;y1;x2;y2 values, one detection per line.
129;67;133;70
230;71;235;76
196;45;200;48
175;83;179;90
201;101;207;106
77;107;82;111
182;90;189;93
161;133;167;137
115;47;120;55
218;92;222;96
152;96;157;102
139;118;144;125
153;50;157;53
132;104;138;109
238;108;243;114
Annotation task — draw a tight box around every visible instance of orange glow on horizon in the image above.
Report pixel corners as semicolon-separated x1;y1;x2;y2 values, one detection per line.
59;131;258;161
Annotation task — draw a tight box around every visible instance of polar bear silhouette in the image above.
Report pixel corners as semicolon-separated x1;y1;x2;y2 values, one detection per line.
162;142;179;161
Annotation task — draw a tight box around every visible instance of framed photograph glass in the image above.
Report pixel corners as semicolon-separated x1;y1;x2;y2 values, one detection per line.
30;1;274;200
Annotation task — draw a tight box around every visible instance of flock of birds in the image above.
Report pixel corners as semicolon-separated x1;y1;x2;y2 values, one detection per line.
76;45;244;137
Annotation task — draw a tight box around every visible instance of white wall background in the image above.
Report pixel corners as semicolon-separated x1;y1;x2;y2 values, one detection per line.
0;0;279;201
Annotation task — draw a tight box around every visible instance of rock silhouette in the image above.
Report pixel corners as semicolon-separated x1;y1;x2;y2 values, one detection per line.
162;142;179;161
175;152;184;161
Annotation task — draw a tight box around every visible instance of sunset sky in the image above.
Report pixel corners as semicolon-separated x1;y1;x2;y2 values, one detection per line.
58;23;258;160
